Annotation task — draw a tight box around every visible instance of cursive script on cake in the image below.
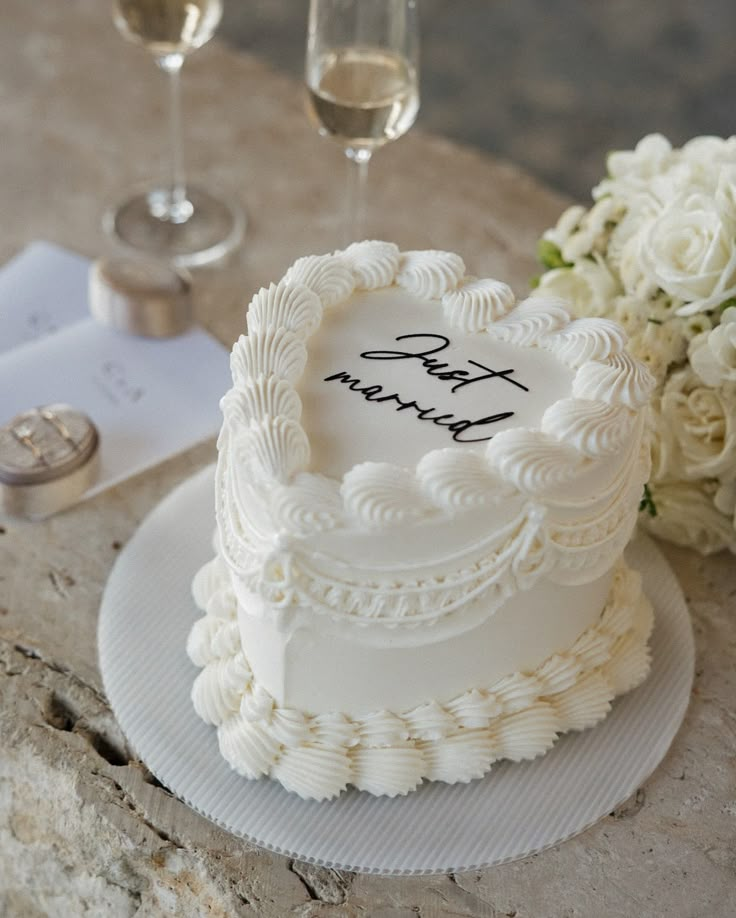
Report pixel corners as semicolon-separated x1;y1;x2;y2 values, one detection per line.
323;332;529;444
361;334;529;393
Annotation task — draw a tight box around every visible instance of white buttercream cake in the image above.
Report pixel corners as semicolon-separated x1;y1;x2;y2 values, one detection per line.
187;242;657;800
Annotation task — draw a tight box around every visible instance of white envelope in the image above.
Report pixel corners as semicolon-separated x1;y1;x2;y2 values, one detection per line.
0;241;90;355
0;242;232;501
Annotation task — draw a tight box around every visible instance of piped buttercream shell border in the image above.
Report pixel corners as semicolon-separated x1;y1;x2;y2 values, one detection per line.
217;242;656;542
188;557;654;801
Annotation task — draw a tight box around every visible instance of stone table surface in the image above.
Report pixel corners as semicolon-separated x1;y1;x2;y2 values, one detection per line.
1;2;735;916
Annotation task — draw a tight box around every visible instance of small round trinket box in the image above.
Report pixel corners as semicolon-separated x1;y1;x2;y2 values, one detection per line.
89;256;192;337
0;404;100;520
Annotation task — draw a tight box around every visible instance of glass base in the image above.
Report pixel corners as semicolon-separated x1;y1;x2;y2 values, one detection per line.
104;185;245;268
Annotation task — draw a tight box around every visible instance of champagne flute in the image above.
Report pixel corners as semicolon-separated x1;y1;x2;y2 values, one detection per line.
305;0;419;244
105;0;245;266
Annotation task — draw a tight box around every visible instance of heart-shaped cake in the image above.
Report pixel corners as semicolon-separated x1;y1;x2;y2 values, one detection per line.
187;242;656;800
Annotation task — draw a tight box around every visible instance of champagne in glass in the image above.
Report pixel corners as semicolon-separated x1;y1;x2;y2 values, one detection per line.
105;0;245;266
305;0;419;243
308;46;419;148
114;0;223;56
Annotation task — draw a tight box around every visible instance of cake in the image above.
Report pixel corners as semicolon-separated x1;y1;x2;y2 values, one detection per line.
187;242;656;800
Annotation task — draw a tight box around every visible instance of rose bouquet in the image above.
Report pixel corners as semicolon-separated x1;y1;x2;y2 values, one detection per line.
535;134;736;554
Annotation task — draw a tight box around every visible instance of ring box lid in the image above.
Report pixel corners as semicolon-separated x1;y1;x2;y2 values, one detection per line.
0;404;99;487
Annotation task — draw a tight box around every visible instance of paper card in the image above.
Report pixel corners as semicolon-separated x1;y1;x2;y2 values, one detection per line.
0;242;232;501
0;241;90;355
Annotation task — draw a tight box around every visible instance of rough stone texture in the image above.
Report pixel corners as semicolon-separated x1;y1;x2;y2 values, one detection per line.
1;2;735;916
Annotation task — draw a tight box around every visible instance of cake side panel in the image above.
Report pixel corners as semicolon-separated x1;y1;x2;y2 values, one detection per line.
187;558;653;800
235;567;614;715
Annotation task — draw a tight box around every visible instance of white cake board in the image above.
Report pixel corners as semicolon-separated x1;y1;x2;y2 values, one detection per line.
98;465;694;875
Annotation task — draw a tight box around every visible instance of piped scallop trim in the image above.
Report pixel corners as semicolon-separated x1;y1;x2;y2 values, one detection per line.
188;559;654;800
216;426;648;627
221;246;654;536
215;245;653;623
340;240;400;291
442;277;516;332
396;249;465;298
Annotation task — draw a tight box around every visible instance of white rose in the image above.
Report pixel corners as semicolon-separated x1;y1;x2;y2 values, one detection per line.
680;135;736;170
661;368;736;480
648;396;680;481
593;134;674;203
610;213;662;300
646;157;724;203
641;480;735;554
638;178;736;316
689;306;736;386
534;257;620;318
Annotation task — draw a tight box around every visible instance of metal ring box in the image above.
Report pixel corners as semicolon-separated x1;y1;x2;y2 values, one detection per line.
0;405;100;520
89;256;193;338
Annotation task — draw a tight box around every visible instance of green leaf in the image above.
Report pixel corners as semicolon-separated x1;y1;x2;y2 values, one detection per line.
537;239;572;270
529;275;541;289
639;483;657;518
719;297;736;312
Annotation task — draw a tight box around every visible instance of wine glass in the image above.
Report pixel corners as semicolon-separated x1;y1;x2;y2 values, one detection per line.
305;0;420;244
105;0;245;267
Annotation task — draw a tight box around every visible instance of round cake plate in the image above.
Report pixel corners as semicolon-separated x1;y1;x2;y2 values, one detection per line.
98;464;694;876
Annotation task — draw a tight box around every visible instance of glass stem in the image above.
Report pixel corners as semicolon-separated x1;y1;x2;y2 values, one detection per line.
344;146;372;246
155;53;193;224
